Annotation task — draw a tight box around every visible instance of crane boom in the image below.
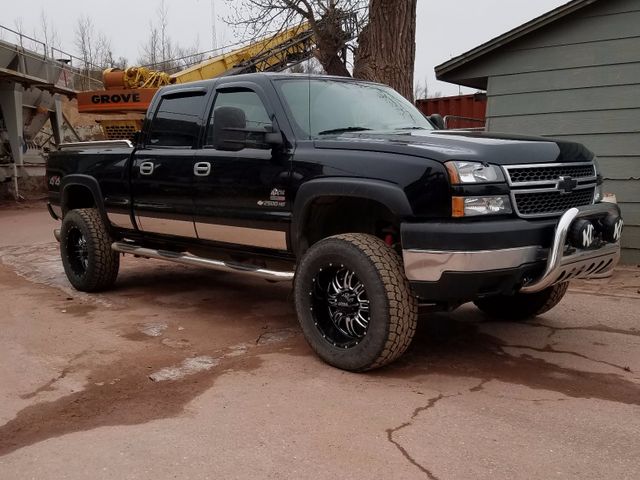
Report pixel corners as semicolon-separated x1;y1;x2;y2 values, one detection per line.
74;17;361;141
77;23;314;116
173;24;314;83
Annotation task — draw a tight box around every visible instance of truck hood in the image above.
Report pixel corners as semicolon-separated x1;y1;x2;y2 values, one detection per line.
313;130;595;165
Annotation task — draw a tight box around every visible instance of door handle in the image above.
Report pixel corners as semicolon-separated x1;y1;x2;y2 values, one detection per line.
194;162;212;177
139;161;155;176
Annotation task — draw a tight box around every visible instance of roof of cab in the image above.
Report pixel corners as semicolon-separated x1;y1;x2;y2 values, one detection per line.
158;72;371;94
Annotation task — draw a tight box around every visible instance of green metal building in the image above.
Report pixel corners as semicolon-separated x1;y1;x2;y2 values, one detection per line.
436;0;640;263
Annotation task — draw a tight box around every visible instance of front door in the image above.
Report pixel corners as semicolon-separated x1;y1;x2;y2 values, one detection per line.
193;86;291;251
131;91;206;238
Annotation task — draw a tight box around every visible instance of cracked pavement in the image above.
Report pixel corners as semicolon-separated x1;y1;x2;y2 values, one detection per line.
0;205;639;479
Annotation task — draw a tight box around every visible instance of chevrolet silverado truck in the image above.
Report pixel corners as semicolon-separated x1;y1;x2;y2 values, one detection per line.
46;73;624;371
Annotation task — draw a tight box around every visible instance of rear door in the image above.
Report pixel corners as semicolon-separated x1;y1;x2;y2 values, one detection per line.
192;85;292;251
131;89;207;238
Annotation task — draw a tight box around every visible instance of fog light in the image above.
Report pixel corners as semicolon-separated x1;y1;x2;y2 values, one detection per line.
601;215;623;243
452;195;512;217
569;219;595;249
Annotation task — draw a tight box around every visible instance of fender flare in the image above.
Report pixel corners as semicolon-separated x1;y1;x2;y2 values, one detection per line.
60;174;109;224
291;177;413;255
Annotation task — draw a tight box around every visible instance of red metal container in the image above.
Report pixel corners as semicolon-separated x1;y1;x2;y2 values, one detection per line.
416;93;487;129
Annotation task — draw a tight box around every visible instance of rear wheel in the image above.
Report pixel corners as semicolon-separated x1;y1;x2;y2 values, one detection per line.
60;208;119;292
474;282;569;321
294;233;418;371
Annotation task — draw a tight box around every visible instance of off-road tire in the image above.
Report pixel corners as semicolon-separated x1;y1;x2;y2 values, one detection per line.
294;233;418;372
60;208;119;292
474;282;570;321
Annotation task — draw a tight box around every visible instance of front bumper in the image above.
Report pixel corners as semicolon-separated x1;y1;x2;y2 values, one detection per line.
402;203;622;302
519;203;620;292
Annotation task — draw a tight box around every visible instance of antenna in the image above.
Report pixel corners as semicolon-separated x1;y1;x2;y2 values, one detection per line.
308;63;312;139
211;0;218;51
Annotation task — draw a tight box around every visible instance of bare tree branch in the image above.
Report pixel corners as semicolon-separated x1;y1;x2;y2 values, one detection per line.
39;9;60;54
224;0;367;76
137;1;205;72
74;15;117;88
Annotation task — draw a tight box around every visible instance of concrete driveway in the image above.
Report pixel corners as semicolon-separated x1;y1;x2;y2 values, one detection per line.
0;204;639;479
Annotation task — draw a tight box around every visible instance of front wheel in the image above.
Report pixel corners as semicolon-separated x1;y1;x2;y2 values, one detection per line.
294;234;418;372
474;282;569;321
60;208;119;292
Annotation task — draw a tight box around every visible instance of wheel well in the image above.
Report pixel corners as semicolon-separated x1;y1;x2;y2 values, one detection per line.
300;197;399;254
63;185;96;214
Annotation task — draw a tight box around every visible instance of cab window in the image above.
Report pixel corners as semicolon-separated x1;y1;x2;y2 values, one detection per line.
147;93;205;148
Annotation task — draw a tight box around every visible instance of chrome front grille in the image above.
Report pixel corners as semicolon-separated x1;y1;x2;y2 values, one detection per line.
507;164;595;184
503;162;597;218
513;188;596;217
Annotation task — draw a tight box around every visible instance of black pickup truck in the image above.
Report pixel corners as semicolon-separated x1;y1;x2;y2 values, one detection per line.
47;73;624;371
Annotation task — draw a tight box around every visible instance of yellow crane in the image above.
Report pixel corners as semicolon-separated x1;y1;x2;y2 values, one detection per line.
77;23;316;140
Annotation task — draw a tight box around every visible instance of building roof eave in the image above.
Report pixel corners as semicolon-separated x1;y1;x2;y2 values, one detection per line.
435;0;601;83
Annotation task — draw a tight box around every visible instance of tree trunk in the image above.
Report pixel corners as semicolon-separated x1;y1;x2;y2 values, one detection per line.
315;45;351;77
353;0;417;101
313;9;352;77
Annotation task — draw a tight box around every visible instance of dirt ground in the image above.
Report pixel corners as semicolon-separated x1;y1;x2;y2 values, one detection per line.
0;203;639;479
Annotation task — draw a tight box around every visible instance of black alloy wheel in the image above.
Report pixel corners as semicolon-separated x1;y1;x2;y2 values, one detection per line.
311;265;370;348
65;225;90;276
60;208;120;292
294;233;418;372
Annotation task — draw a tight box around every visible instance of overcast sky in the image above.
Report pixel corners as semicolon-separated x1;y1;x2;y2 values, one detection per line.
2;0;568;97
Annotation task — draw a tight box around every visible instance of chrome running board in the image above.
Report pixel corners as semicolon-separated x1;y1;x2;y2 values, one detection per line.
111;242;294;282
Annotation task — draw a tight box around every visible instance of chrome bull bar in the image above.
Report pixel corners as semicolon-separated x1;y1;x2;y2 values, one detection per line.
521;203;622;293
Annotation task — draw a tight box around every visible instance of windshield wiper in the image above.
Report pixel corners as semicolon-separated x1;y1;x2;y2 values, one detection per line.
318;127;373;135
393;126;429;130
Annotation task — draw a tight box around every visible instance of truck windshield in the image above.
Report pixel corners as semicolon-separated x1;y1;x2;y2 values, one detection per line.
275;79;434;138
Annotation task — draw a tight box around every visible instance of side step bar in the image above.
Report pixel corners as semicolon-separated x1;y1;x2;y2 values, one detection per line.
111;242;294;282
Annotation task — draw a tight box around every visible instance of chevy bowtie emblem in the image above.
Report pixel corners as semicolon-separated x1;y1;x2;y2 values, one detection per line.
557;176;578;193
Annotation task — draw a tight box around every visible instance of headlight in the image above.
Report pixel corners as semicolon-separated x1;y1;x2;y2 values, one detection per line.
593;184;604;203
592;157;604;203
593;156;601;176
452;195;513;217
446;161;504;184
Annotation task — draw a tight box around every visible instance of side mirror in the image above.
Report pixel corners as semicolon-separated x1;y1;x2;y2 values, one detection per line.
216;128;246;151
262;124;284;147
131;131;141;146
220;124;283;151
213;106;247;151
213;106;283;151
429;114;445;130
